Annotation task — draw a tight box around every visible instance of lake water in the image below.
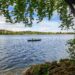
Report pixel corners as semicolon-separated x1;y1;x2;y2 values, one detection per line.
0;34;74;72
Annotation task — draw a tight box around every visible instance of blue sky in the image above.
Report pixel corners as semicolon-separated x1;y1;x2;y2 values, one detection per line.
0;6;74;32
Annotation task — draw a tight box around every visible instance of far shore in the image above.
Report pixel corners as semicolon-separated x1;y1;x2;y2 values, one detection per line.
0;30;75;35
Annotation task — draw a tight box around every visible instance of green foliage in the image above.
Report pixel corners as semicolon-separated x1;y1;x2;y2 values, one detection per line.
67;38;75;60
24;59;75;75
0;0;75;28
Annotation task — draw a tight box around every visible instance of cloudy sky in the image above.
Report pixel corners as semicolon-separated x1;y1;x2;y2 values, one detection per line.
0;12;74;32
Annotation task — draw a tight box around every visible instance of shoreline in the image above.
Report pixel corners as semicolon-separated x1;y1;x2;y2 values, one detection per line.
0;33;75;35
0;68;29;75
0;59;75;75
0;30;75;35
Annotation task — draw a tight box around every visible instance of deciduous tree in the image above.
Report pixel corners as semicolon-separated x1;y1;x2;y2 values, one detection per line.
0;0;75;29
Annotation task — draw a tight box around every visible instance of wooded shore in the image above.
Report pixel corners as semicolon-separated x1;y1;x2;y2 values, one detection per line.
0;30;75;35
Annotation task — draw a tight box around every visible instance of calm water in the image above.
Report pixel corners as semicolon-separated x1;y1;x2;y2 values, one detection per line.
0;34;74;72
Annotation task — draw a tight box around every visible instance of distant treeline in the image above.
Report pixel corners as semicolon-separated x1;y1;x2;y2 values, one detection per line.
0;30;75;35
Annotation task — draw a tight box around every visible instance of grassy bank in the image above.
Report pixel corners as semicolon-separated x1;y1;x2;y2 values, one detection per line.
0;30;75;35
0;59;75;75
24;59;75;75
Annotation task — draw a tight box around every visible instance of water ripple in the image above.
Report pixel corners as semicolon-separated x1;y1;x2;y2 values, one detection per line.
0;35;74;71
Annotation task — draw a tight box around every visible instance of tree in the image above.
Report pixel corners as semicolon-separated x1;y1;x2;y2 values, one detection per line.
0;0;75;29
65;0;75;16
67;39;75;60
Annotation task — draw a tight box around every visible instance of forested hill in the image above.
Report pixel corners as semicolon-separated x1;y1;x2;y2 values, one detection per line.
0;30;75;35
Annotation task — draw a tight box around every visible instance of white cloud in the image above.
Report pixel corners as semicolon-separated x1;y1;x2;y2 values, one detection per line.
0;15;74;32
0;15;6;23
31;20;61;32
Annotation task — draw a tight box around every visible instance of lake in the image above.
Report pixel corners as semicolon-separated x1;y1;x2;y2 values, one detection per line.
0;34;74;72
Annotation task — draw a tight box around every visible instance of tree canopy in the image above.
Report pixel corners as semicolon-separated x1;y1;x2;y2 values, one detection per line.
0;0;75;29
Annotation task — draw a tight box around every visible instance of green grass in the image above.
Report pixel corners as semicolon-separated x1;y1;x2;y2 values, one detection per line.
1;59;75;75
24;59;75;75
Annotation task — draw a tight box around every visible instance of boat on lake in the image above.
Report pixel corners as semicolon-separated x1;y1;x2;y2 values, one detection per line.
27;38;41;42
